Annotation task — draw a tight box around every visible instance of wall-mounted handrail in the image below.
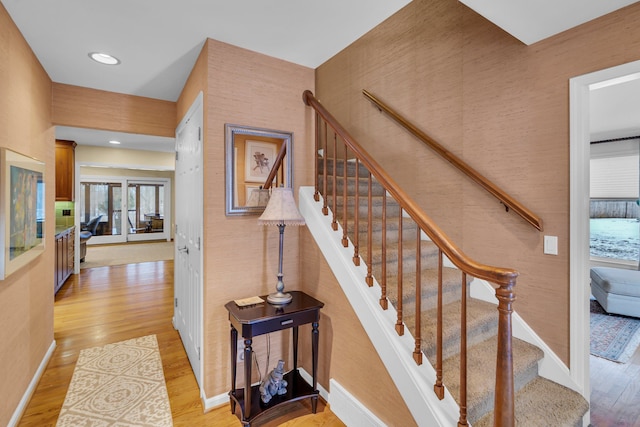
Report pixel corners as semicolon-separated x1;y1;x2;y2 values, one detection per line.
362;89;543;232
304;89;517;426
304;90;519;285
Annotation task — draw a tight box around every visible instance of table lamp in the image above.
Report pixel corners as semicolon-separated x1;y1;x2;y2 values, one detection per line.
258;187;305;304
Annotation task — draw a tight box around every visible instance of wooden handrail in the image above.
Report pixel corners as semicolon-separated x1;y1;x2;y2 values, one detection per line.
303;90;518;286
263;142;287;190
303;89;516;426
362;89;543;232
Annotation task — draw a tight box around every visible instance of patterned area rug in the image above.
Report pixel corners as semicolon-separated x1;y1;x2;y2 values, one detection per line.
590;299;640;363
56;335;173;426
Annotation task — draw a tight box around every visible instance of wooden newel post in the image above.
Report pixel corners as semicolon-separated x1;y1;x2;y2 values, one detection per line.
494;281;516;427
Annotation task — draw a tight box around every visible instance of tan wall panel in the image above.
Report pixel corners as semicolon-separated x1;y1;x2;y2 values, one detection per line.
0;3;54;426
190;38;315;399
52;83;176;137
316;0;466;242
316;0;640;365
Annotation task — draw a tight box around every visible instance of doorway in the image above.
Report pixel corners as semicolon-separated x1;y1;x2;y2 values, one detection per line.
79;176;171;244
569;59;640;424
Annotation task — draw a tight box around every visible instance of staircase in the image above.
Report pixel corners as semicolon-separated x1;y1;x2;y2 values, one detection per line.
309;158;589;426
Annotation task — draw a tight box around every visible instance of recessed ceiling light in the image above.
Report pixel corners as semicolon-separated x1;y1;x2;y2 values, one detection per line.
89;52;120;65
109;140;121;145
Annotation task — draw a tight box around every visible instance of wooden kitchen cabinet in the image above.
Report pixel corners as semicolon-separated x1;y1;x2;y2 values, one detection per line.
55;139;76;201
55;227;75;294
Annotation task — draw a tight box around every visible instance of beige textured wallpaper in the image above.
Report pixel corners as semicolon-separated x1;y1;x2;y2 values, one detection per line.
315;0;640;365
0;3;55;426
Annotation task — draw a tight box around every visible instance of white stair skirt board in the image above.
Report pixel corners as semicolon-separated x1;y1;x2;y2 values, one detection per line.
8;340;56;427
328;379;386;427
299;186;461;427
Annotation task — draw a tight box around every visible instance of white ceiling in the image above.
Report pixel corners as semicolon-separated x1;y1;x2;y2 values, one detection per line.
590;74;640;142
459;0;639;45
2;0;639;152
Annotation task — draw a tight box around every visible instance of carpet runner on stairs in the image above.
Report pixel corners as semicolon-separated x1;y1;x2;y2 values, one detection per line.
317;158;588;425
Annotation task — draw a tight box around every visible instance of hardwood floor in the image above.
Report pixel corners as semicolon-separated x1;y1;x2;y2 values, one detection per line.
24;258;638;427
18;261;344;427
590;338;640;427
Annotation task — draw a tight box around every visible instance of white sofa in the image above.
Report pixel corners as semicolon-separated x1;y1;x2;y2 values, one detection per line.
590;267;640;318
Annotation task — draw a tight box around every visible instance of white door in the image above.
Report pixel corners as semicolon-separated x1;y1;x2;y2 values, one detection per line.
174;92;204;387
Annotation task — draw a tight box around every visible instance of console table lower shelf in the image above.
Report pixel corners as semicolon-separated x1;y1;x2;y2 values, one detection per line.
229;369;318;425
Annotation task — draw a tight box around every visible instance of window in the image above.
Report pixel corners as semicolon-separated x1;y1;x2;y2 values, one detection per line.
79;176;170;243
590;139;639;264
80;181;122;236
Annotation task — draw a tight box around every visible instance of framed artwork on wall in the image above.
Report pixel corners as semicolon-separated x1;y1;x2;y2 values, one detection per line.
224;124;292;216
0;148;45;280
245;140;277;183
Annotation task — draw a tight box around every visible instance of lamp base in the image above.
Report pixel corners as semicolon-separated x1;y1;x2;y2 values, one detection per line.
267;291;293;305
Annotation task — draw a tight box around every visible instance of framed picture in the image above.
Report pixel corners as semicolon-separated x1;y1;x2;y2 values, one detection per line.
224;124;292;216
0;148;45;280
245;140;277;183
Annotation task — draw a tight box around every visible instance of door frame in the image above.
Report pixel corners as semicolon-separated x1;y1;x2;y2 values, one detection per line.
569;59;640;416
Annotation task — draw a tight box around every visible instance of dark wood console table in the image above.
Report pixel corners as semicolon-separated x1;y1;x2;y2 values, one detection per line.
225;291;324;426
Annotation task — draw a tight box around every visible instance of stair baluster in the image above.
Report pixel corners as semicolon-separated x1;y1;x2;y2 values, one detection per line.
413;225;423;365
314;113;321;203
434;249;445;399
494;281;516;427
395;210;404;336
341;145;349;247
352;160;361;265
459;271;469;426
379;194;389;309
366;173;374;286
331;133;338;230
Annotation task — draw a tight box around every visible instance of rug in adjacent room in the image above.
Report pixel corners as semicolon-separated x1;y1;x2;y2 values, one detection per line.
56;334;173;426
81;241;174;269
590;299;640;363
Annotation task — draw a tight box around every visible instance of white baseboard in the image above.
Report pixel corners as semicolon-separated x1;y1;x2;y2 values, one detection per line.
202;390;229;412
298;367;330;402
8;340;56;427
328;379;386;427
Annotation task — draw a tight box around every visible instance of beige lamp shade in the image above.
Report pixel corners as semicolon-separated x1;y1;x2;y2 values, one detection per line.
258;187;304;304
258;187;305;226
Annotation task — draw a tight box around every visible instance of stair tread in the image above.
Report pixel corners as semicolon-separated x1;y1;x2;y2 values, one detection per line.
442;336;544;423
368;241;441;276
404;298;498;361
314;163;584;426
384;266;465;304
473;377;589;427
318;158;373;178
